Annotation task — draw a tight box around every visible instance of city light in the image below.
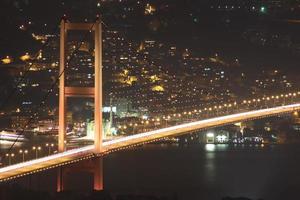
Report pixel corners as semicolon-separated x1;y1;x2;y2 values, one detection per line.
216;135;227;143
145;3;156;15
260;6;266;13
206;132;214;137
1;56;12;64
20;53;31;61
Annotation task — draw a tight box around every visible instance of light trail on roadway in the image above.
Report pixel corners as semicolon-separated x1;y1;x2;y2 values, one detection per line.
0;103;300;182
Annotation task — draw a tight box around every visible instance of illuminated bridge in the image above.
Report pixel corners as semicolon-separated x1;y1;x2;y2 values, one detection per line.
0;103;300;184
1;19;300;191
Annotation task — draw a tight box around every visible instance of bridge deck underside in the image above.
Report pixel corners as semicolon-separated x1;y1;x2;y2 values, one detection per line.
1;104;300;182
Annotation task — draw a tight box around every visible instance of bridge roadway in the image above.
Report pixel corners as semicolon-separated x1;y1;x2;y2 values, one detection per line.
1;103;300;182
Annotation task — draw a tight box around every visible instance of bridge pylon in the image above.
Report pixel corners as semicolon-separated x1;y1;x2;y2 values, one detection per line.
57;157;103;192
58;19;103;153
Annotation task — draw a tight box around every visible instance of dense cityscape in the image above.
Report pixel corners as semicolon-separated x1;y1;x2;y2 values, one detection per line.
0;0;300;200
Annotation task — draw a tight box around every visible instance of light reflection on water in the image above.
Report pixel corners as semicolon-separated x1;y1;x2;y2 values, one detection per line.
205;144;229;152
7;142;300;200
205;144;216;152
204;144;216;184
204;144;229;184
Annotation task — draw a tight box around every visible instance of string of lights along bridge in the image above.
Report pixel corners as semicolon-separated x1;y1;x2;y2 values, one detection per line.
1;18;300;192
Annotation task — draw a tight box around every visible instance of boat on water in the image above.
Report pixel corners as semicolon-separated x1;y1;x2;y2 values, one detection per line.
0;130;28;142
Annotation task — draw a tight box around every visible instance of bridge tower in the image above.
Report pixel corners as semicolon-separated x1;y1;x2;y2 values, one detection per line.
58;19;103;153
57;158;103;191
57;19;103;192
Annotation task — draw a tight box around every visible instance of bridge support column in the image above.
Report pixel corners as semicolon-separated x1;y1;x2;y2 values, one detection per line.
94;19;103;154
56;157;103;192
93;157;103;190
58;20;67;152
56;167;65;192
58;19;103;153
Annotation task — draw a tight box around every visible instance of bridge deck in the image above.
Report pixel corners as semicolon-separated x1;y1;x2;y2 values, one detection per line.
1;104;300;182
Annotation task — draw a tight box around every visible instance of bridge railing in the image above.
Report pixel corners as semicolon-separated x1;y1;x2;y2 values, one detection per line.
115;92;300;136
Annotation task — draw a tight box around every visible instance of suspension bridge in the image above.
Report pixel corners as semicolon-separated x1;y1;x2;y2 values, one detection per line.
1;18;300;191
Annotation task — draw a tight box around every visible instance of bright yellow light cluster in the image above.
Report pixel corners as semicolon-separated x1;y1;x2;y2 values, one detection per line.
118;76;137;85
1;56;12;64
150;75;161;82
145;3;156;15
20;53;30;61
151;85;164;92
31;33;47;42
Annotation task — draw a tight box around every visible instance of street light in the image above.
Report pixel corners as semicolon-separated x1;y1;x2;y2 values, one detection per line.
32;146;42;159
45;143;54;155
5;153;14;165
19;149;28;162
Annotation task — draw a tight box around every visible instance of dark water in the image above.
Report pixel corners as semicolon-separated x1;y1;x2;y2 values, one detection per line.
10;143;300;200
